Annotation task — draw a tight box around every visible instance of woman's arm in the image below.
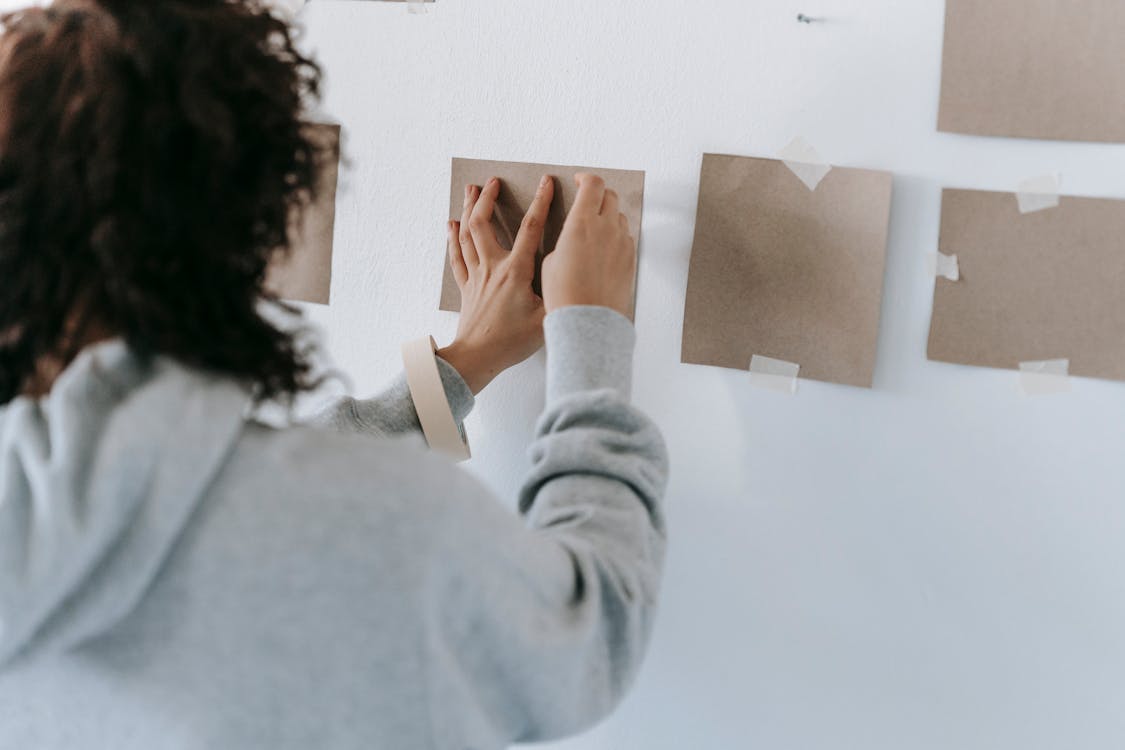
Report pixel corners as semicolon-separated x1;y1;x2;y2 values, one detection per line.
424;309;667;747
308;356;474;437
421;175;668;744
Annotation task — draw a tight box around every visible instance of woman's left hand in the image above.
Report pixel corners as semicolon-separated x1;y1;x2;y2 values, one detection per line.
437;175;553;395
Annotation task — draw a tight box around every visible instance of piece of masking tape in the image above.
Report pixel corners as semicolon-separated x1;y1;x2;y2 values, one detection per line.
1016;174;1061;214
402;336;471;461
780;136;832;191
749;355;800;395
1018;358;1070;396
928;252;960;281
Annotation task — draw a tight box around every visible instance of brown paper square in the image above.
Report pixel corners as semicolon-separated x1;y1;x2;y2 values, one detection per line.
265;123;341;305
938;0;1125;143
440;158;645;317
680;153;894;388
927;188;1125;382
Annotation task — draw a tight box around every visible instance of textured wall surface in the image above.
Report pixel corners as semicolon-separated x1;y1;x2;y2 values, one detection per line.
294;2;1125;748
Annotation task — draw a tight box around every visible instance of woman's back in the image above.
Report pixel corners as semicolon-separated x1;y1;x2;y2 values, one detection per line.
0;317;667;749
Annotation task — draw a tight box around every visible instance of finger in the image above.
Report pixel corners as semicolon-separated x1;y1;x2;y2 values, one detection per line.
572;173;606;216
469;177;505;263
459;184;480;268
600;188;620;217
620;213;637;253
448;220;468;287
511;175;554;274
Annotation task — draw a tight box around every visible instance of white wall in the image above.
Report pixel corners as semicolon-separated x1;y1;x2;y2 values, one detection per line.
299;2;1125;748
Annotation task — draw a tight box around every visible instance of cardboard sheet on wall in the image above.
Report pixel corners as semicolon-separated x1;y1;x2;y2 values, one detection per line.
680;153;894;389
265;123;341;305
928;188;1125;382
440;158;645;316
938;0;1125;143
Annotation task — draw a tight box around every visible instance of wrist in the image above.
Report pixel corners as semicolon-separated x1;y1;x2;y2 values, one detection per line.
436;341;493;395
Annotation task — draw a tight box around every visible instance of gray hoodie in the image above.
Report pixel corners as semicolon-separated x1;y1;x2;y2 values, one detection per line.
0;306;667;749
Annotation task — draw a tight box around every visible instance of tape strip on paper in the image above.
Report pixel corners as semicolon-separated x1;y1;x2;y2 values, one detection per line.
749;355;800;394
779;136;832;191
928;252;960;281
1018;358;1070;396
1016;174;1061;214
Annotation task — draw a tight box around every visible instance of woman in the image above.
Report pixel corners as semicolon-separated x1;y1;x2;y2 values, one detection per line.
0;1;667;749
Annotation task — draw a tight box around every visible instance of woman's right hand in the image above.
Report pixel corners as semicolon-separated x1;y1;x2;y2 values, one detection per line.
541;174;637;319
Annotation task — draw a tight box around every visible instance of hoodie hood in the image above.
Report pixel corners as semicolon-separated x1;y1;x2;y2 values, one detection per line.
0;341;250;667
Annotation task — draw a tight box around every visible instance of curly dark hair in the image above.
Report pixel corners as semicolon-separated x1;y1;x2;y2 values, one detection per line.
0;0;330;404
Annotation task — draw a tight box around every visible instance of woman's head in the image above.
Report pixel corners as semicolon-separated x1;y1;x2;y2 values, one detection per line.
0;0;328;403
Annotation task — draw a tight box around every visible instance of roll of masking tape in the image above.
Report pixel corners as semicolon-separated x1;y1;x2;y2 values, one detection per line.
402;336;471;462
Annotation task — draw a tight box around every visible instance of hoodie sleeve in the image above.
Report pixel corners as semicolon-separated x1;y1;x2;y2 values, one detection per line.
308;357;474;438
427;306;668;745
